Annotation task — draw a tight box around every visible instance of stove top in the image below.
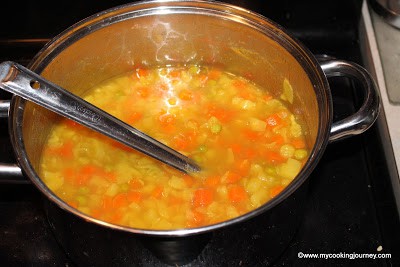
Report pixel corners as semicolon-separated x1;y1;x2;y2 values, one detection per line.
1;0;399;266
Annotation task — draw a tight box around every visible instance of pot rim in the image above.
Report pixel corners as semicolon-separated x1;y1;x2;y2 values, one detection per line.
8;0;332;237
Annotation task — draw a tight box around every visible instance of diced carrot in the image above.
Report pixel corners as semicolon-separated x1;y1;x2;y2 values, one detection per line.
160;125;176;134
292;138;306;149
238;89;253;101
191;210;205;225
266;114;284;128
243;147;257;159
193;188;214;207
185;130;198;140
75;173;91;186
136;87;150;98
204;176;220;187
110;210;123;224
270;185;285;198
168;70;181;79
186;209;205;228
62;168;76;184
158;112;177;133
172;131;198;151
68;200;79;209
266;134;285;146
242;129;261;141
238;89;253;100
90;208;102;219
80;164;97;176
172;134;191;151
127;191;142;203
224;171;242;184
228;185;247;203
264;151;286;164
152;186;164;198
198;74;208;86
126;111;142;125
157;83;168;91
207;105;235;123
233;79;256;100
78;164;116;184
102;196;113;210
129;179;143;190
183;175;195;187
264;94;273;101
235;205;248;215
178;89;193;101
230;143;242;155
113;193;128;208
233;79;247;90
169;196;183;206
192;210;204;223
79;165;101;185
159;112;176;125
235;159;250;176
54;141;74;158
208;69;222;80
135;67;149;79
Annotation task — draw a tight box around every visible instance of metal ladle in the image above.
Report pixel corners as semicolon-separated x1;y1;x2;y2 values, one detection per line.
0;61;201;174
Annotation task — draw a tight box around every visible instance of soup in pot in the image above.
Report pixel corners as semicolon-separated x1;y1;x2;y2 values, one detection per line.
39;65;309;230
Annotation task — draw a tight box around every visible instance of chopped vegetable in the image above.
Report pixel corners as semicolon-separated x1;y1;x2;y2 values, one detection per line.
223;171;242;184
193;188;214;207
277;158;302;179
40;65;309;230
280;144;295;158
205;176;220;187
270;185;285;198
178;89;193;101
228;185;247;203
294;149;308;160
207;105;235;123
232;97;256;110
249;117;267;132
208;116;222;134
281;78;294;104
266;113;284;128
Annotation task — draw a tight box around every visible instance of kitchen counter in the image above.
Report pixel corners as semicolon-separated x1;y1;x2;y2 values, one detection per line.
361;0;400;210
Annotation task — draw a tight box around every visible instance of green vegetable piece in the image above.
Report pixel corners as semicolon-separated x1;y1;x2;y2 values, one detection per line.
211;123;222;134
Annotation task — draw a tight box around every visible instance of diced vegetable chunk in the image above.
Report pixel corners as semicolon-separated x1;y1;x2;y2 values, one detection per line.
277;158;302;179
281;78;294;104
249;117;267;132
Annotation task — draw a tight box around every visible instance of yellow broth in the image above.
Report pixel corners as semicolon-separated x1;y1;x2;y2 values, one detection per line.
39;65;309;230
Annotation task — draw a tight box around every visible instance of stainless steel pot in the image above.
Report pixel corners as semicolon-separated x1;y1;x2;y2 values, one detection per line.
0;0;380;265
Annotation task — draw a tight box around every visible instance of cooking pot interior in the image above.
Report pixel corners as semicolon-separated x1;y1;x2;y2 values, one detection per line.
19;5;322;194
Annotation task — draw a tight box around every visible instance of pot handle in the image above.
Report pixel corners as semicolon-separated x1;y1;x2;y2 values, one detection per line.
0;99;9;117
319;59;381;143
0;100;27;183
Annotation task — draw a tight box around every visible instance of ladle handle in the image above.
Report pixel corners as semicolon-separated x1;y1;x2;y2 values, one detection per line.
0;61;200;173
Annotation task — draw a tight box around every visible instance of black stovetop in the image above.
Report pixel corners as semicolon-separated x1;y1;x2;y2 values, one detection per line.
1;0;399;266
